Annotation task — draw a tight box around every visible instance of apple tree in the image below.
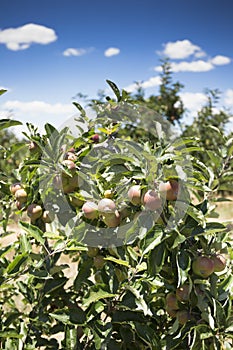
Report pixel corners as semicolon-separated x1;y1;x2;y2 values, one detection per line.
0;83;233;349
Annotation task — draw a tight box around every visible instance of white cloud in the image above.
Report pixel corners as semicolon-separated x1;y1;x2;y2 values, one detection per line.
0;23;57;51
160;39;205;59
63;47;93;57
154;60;214;73
124;76;161;93
210;55;231;66
224;89;233;107
180;92;208;118
104;47;120;57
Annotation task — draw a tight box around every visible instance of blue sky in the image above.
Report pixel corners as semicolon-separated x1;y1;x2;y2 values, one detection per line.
0;0;233;133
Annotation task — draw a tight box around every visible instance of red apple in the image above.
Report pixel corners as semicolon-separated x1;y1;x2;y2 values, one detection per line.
82;201;98;220
142;190;162;211
165;292;179;310
42;210;55;223
15;189;28;203
176;284;190;302
91;134;100;143
98;198;116;215
211;254;226;272
10;182;22;195
159;180;179;201
192;256;214;278
127;185;142;205
61;160;76;176
27;204;43;221
176;310;191;325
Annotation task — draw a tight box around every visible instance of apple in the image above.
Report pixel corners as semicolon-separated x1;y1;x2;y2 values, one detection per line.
63;175;79;194
16;200;25;210
166;306;178;318
28;141;39;153
69;195;84;207
91;134;100;143
142;190;162;211
87;247;99;257
165;292;179;310
64;152;77;162
159;180;179;201
211;254;226;272
115;268;127;282
192;256;214;278
82;201;98;220
42;210;55;223
176;310;191;325
93;255;105;269
98;198;116;216
27;204;43;221
127;185;142;205
176;284;190;302
102;210;120;227
61;160;76;176
94;271;103;283
10;182;22;195
104;189;114;199
15;189;28;203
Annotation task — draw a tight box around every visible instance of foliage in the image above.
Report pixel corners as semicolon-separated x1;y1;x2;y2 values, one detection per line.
0;83;233;349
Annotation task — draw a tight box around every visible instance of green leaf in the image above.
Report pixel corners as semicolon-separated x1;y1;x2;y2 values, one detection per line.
0;331;23;338
74;258;93;291
19;221;45;244
0;119;22;131
5;253;28;275
141;226;164;255
49;312;70;324
0;89;7;96
104;256;129;267
43;277;67;295
83;287;115;308
69;305;86;325
106;80;121;101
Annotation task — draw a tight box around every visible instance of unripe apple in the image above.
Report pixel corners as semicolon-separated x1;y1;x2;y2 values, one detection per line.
69;195;84;208
63;175;79;194
15;189;28;203
142;190;162;211
159;180;179;201
127;185;142;205
211;254;226;272
42;210;55;223
93;255;105;269
27;204;43;221
176;284;190;302
192;256;214;278
165;292;179;310
176;310;191;325
87;247;99;257
98;198;116;215
82;201;98;220
115;268;127;282
102;211;120;227
10;182;22;195
104;189;114;199
94;271;103;283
